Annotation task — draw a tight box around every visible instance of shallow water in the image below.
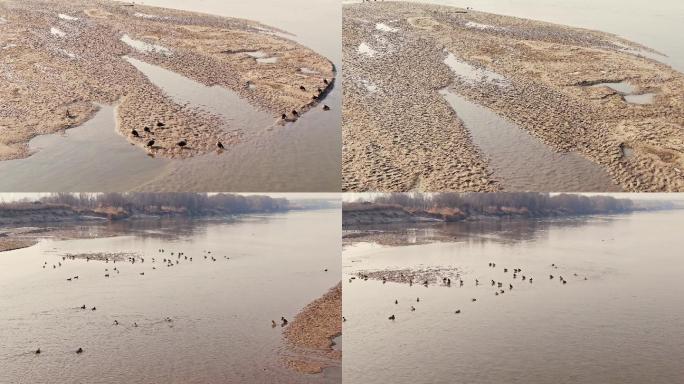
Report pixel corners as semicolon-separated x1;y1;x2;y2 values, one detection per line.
124;56;274;134
0;106;169;191
624;93;655;104
343;209;684;384
591;81;636;94
0;209;341;384
440;89;621;191
0;0;341;192
588;82;655;104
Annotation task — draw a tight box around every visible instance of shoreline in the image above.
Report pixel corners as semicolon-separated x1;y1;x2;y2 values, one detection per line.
282;283;342;375
342;1;684;192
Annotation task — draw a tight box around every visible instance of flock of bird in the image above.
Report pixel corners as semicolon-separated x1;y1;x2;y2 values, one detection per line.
128;121;200;151
350;261;588;321
281;78;332;122
34;245;329;355
124;77;333;151
33;248;229;356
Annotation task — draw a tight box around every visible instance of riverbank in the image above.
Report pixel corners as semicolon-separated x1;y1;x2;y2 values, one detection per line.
0;0;335;160
342;1;684;192
282;283;342;375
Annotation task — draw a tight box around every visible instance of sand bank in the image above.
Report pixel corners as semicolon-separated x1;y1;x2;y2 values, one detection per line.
282;283;342;374
354;267;462;286
0;0;335;160
343;2;684;192
0;225;116;253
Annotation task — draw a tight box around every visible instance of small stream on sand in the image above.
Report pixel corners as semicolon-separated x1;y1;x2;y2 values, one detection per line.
440;89;621;191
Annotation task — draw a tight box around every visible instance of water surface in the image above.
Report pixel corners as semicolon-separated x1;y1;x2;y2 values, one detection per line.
343;210;684;383
440;89;621;191
0;0;341;192
0;209;341;384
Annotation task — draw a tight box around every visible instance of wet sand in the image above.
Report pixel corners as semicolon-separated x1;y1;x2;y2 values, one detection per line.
283;283;342;374
0;0;335;160
343;1;684;192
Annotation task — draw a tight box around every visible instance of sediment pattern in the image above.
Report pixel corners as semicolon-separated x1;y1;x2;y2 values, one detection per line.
282;283;342;375
343;1;684;192
0;0;335;159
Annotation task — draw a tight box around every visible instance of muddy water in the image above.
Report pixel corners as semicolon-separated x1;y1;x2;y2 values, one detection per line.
124;56;275;134
0;209;341;384
440;89;621;191
343;209;684;384
0;105;169;191
0;0;341;192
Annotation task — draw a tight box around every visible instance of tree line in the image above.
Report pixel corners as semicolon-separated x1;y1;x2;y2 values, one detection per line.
362;192;635;215
32;193;290;215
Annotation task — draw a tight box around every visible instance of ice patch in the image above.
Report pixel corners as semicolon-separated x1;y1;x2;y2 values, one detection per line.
134;12;159;19
465;21;503;31
444;51;508;85
357;42;377;57
256;57;278;64
376;23;399;32
50;27;66;37
58;13;79;21
121;34;171;55
300;67;319;75
359;79;378;93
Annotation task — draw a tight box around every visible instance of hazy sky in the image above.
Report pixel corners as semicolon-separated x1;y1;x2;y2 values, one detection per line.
0;193;340;203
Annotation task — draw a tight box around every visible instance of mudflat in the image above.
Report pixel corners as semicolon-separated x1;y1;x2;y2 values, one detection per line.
342;1;684;192
283;283;342;374
0;0;335;160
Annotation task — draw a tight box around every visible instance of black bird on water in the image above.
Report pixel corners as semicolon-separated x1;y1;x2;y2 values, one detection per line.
454;309;461;314
80;305;86;309
177;140;187;147
281;317;288;326
35;348;41;354
217;141;224;149
76;348;84;354
323;105;330;111
131;129;139;137
388;314;395;320
91;307;96;311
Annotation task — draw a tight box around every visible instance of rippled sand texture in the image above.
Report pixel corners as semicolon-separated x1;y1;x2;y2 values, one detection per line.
283;283;342;374
342;2;684;192
0;0;335;159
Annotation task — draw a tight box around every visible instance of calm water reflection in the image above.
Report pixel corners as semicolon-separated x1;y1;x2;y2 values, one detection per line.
0;209;341;384
343;210;684;384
